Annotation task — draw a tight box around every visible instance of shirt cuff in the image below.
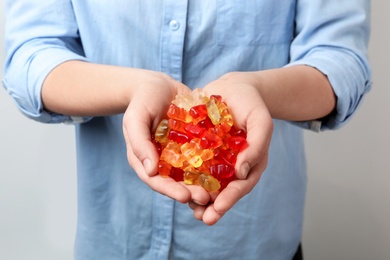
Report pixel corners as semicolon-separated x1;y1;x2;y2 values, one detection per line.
3;47;91;124
286;49;372;131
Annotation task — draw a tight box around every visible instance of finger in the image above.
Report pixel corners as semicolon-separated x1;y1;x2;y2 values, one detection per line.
202;204;225;226
188;200;198;210
147;178;191;204
141;176;191;204
209;191;219;203
181;184;211;206
188;201;207;221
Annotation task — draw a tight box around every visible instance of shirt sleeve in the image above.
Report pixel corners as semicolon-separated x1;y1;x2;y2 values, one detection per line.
287;0;372;131
2;0;90;124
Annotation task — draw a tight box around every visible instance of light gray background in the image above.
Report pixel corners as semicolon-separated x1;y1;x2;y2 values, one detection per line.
0;1;389;260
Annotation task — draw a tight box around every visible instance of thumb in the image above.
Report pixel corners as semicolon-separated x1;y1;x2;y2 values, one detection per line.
234;111;273;179
123;107;160;176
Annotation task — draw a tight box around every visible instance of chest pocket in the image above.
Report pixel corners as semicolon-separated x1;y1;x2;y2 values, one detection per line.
216;0;296;46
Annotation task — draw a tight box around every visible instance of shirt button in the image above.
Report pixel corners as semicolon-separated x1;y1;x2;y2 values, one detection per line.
169;20;180;31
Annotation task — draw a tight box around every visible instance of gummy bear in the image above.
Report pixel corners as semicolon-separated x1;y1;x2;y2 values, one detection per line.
168;118;187;133
181;140;204;168
154;119;169;143
158;160;172;177
226;136;248;152
184;170;201;185
167;103;192;123
153;89;248;191
184;123;205;138
168;130;193;144
189;104;208;124
160;142;186;168
206;98;221;125
199;174;221;191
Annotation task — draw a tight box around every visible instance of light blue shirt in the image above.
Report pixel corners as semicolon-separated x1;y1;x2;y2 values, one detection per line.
3;1;371;259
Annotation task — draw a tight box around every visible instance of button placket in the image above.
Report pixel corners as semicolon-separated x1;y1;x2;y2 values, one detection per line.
160;1;188;82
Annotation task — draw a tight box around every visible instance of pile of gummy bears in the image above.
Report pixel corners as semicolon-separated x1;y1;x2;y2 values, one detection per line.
152;89;248;191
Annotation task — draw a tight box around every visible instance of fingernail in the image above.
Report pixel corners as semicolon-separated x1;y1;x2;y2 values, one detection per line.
143;158;152;175
240;162;250;179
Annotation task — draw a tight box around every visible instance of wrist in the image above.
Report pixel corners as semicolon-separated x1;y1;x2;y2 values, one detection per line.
127;70;179;104
249;66;336;121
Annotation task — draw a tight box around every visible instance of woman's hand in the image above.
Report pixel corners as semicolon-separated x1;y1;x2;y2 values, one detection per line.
188;72;274;225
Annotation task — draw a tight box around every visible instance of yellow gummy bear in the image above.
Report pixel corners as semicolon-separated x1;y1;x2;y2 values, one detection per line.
199;174;221;191
206;98;221;125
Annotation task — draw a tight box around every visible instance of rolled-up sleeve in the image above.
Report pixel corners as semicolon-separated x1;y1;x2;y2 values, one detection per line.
288;0;372;130
3;0;89;124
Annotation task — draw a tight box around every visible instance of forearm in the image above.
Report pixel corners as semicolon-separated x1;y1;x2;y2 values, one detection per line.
222;65;336;122
42;60;170;117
